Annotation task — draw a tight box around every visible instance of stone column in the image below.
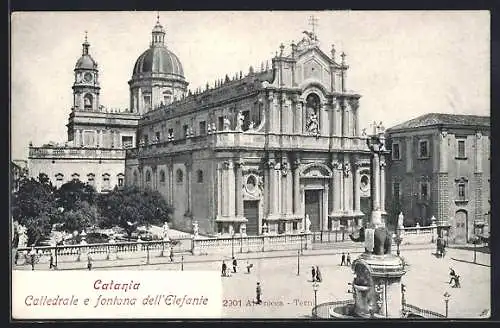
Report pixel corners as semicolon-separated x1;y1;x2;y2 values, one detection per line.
323;184;329;231
372;153;381;211
333;101;341;136
320;102;328;136
138;88;143;114
168;163;174;204
354;164;361;214
286;166;293;216
342;100;349;137
331;161;342;214
273;163;280;216
297;101;304;134
264;160;271;217
235;160;244;218
380;157;386;212
221;161;231;217
343;159;351;214
293;158;301;216
217;164;224;217
75;129;81;146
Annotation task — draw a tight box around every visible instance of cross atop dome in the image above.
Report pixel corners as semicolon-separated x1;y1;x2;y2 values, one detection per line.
308;15;319;38
82;30;90;55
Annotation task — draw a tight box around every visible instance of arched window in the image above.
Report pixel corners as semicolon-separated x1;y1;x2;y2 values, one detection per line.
197;170;203;183
84;94;93;110
71;173;80;182
176;169;184;183
145;170;151;182
160;170;166;183
87;173;95;187
102;173;110;190
117;173;124;187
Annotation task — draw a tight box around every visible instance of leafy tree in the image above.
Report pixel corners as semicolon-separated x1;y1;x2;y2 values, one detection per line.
11;177;59;245
59;200;101;233
98;186;173;238
55;180;97;213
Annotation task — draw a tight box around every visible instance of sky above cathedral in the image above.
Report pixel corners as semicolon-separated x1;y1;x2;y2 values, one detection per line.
11;11;490;160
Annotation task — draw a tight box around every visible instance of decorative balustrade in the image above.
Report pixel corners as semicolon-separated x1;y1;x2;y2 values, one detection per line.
29;147;126;159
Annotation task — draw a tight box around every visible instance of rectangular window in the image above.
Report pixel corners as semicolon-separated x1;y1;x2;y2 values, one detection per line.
393;182;401;199
218;116;224;131
392;142;401;160
103;175;110;190
242;111;251;130
418;140;429;158
420;182;429;200
199;121;206;136
183;125;189;138
458;183;466;200
144;95;151;110
457;139;466;158
118;177;124;187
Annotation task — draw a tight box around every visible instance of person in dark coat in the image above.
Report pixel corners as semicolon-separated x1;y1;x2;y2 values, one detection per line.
232;257;237;273
341;252;346;266
49;253;55;269
315;266;322;282
222;261;227;277
346;253;352;266
311;266;316;282
256;282;262;304
87;253;93;271
169;246;174;262
29;246;36;271
449;268;456;284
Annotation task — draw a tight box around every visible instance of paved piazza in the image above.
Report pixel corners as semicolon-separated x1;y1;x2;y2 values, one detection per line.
93;248;490;319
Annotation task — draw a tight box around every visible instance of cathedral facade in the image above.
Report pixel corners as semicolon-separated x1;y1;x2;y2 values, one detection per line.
28;34;141;192
125;19;381;236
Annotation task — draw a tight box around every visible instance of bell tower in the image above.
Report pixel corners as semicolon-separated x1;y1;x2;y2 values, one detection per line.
72;31;100;112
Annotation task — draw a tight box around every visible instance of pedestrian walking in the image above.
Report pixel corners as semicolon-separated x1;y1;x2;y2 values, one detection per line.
222;261;227;277
448;267;456;284
315;266;322;282
311;266;316;282
346;253;351;266
87;253;93;271
169;246;174;262
246;260;253;274
232;257;237;273
49;253;55;269
341;252;346;266
29;246;36;271
256;282;262;304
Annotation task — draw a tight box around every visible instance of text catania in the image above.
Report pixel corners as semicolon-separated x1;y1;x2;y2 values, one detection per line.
93;279;141;292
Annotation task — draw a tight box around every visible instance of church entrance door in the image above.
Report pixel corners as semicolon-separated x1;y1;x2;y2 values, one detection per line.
305;190;322;232
244;200;259;236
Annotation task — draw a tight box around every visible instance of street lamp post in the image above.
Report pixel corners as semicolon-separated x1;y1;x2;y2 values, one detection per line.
443;292;450;318
146;242;150;264
312;282;319;317
297;250;300;276
181;255;184;271
231;232;235;258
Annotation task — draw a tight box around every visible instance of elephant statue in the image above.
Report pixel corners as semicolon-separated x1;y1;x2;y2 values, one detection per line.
349;226;392;255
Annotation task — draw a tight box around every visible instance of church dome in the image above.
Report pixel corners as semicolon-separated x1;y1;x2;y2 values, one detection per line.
75;54;98;70
133;46;184;77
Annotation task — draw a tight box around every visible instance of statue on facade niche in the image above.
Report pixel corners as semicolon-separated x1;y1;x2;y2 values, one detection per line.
343;163;350;177
306;112;319;135
223;116;231;131
249;121;255;130
361;128;367;136
236;111;245;131
193;222;199;238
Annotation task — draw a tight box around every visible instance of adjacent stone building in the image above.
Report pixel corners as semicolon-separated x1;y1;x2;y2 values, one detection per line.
385;113;490;243
28;34;141;192
125;19;382;236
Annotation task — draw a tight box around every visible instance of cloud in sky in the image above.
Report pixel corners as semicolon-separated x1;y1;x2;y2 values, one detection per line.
10;11;490;160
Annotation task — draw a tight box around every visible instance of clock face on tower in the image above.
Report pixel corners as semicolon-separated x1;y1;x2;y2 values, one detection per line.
84;72;93;83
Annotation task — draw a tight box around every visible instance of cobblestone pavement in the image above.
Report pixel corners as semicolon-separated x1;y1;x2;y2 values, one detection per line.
13;245;490;319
